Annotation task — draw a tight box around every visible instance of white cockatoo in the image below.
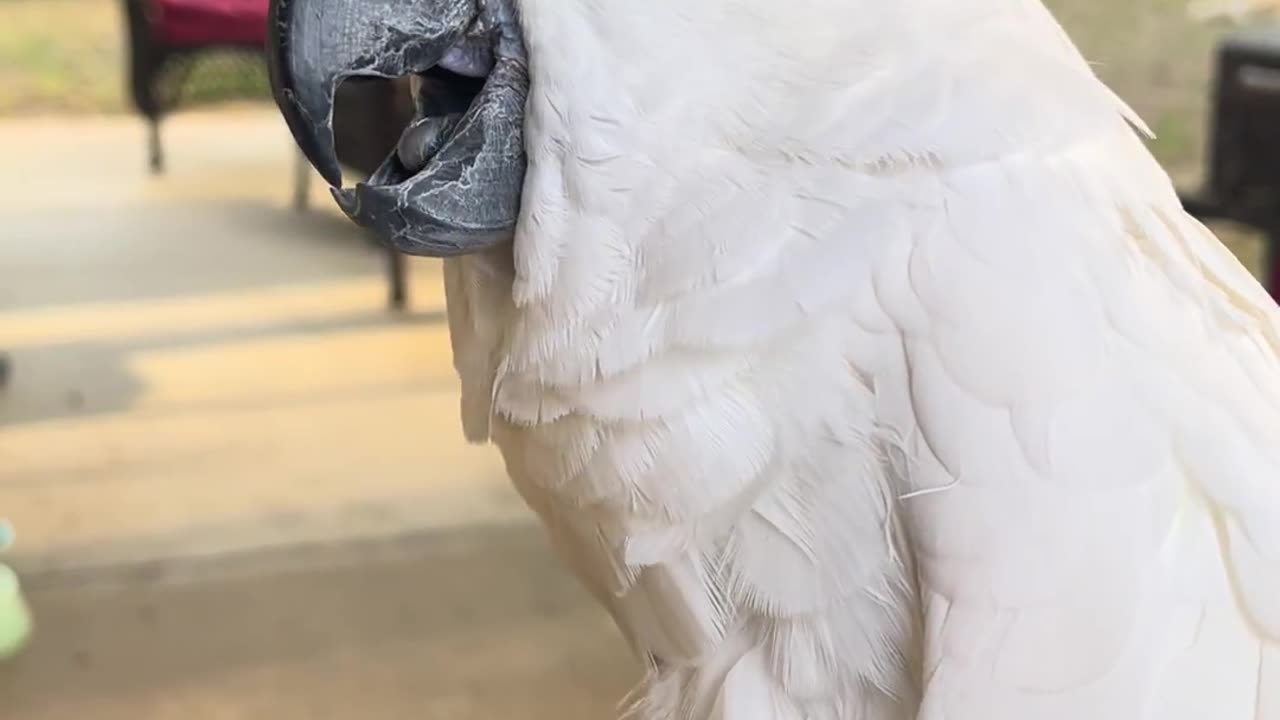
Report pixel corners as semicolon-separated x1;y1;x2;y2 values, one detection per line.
266;0;1280;717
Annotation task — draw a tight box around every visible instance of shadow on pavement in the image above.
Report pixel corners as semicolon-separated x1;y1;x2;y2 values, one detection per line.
1;523;635;720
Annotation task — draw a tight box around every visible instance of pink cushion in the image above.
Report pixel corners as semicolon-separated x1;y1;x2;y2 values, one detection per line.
151;0;268;48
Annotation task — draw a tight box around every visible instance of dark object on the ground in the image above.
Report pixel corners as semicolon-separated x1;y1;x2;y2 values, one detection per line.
118;0;413;309
0;353;9;389
1179;23;1280;302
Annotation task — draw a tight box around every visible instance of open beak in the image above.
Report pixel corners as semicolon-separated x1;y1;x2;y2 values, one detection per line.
266;0;528;256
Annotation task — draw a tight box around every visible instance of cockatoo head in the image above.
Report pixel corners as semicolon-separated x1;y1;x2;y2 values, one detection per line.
269;0;1088;259
268;0;529;256
267;0;923;256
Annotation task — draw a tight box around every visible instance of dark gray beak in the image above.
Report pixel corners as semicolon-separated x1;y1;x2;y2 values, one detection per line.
267;0;528;256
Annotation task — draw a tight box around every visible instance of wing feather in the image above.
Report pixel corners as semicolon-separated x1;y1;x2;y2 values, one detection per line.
892;122;1280;718
441;2;1280;719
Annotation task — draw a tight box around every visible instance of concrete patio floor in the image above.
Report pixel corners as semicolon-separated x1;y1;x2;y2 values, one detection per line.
0;108;633;718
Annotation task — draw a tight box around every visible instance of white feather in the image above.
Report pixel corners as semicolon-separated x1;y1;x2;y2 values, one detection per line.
437;0;1280;717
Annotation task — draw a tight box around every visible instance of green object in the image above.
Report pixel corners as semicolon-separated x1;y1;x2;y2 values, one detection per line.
0;521;31;660
0;563;32;660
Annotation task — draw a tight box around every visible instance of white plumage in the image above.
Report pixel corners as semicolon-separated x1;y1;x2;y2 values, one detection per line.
443;1;1280;717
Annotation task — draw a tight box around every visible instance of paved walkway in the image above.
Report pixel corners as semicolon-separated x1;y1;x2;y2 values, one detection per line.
0;108;631;718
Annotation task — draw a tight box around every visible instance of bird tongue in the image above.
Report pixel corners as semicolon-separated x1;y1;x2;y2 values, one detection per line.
438;38;496;79
395;113;465;176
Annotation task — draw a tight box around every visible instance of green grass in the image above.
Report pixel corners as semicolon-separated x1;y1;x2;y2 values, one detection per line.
1045;0;1233;173
1044;0;1265;268
0;0;268;116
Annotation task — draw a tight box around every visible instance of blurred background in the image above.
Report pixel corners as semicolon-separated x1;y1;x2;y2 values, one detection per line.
0;0;1275;718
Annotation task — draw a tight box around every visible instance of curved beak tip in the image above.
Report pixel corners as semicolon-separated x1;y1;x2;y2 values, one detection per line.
266;0;345;188
331;186;358;216
272;73;344;187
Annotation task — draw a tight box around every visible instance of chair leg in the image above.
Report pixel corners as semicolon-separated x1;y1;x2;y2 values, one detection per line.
148;119;164;174
292;147;312;211
1265;225;1280;305
387;249;408;311
0;353;10;389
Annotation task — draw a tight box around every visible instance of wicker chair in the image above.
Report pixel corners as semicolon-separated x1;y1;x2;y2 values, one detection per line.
117;0;416;309
119;0;313;208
